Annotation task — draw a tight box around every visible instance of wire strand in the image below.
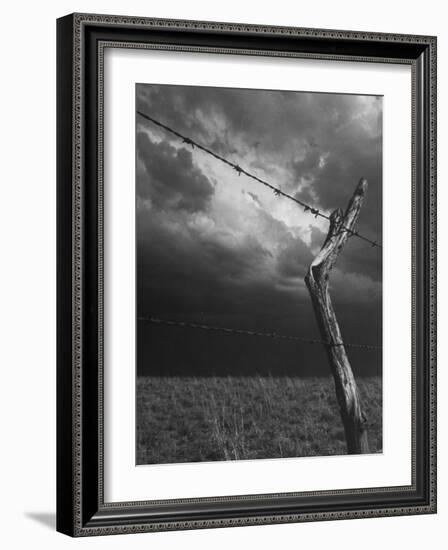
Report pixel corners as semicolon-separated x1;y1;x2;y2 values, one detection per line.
139;316;382;351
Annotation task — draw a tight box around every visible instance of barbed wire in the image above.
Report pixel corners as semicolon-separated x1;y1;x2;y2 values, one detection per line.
137;110;382;249
139;316;382;351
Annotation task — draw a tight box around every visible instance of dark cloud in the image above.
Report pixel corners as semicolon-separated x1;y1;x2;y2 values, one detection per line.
137;84;382;238
293;140;382;238
137;211;307;331
246;191;262;208
276;234;314;279
137;132;214;213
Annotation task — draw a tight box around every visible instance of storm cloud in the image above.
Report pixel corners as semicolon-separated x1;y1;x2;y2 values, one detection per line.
136;84;382;376
137;132;215;213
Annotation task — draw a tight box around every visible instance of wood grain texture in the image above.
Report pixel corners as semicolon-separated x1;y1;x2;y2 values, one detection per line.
305;178;369;454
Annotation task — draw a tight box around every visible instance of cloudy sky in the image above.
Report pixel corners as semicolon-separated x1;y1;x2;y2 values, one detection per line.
135;84;382;377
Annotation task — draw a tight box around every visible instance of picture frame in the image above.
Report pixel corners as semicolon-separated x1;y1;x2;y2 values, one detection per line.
56;13;437;537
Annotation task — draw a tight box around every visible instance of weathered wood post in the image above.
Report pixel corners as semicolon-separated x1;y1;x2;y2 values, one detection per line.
305;178;369;454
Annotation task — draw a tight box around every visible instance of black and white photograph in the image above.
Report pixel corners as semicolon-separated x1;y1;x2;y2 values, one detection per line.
135;83;383;465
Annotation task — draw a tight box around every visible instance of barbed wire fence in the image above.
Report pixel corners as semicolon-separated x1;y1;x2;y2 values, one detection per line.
138;316;381;351
137;111;382;249
137;110;382;353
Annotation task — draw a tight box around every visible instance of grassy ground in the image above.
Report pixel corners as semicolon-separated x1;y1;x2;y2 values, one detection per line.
136;375;382;464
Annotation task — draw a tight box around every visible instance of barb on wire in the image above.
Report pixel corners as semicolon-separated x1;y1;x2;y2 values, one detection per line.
137;110;382;249
138;316;382;351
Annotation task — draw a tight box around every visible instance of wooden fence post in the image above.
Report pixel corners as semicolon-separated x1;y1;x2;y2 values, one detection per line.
305;178;369;454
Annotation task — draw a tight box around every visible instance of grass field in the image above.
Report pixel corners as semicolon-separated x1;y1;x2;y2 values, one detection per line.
136;375;382;464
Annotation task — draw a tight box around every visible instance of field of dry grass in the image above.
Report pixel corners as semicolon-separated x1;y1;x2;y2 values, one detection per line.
136;375;382;464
